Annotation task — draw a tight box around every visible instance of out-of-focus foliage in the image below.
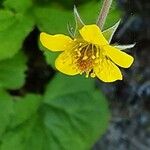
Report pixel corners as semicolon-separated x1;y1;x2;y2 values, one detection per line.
0;52;27;89
0;0;121;149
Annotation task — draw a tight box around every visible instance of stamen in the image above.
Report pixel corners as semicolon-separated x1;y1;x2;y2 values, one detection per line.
77;51;81;57
92;55;96;59
82;44;90;60
91;44;96;59
90;72;96;78
85;72;90;78
80;71;83;75
96;46;100;58
83;56;88;60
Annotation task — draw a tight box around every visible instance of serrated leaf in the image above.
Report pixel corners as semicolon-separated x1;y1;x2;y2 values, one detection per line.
0;52;27;89
42;91;109;150
0;10;34;60
102;20;120;43
0;91;41;140
0;75;109;150
0;91;109;150
42;73;109;149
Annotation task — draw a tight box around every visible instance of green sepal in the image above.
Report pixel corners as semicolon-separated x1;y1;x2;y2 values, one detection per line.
114;44;135;50
67;22;75;38
73;5;84;36
102;20;120;43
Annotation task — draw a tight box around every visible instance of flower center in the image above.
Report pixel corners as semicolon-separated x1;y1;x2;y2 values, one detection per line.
73;41;100;77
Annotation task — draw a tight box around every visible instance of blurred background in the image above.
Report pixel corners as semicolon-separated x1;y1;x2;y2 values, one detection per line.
0;0;149;150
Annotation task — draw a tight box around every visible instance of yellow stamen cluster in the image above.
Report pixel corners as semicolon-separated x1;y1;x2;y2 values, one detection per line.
71;39;100;78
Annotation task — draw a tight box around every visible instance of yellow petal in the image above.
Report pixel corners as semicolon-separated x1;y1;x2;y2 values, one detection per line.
40;32;73;51
94;59;122;82
79;25;108;46
104;45;134;68
55;51;80;75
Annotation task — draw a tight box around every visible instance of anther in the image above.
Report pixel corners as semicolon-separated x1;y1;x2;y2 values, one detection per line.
83;56;88;60
92;55;96;59
90;72;96;78
77;51;81;57
80;72;83;75
85;72;89;78
79;43;82;46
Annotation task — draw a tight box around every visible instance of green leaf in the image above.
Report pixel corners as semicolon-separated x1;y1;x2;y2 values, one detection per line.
3;0;32;13
0;52;27;89
34;6;73;34
0;10;34;60
42;73;109;149
42;91;109;150
0;91;41;139
44;73;95;102
0;72;109;150
102;20;120;43
0;117;39;150
43;50;59;68
0;91;109;150
0;10;16;31
10;94;42;128
0;89;13;138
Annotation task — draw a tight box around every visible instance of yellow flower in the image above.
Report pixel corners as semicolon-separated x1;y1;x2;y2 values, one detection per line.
40;24;134;82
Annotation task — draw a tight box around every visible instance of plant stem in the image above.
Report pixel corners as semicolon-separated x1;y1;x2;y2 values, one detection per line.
97;0;113;29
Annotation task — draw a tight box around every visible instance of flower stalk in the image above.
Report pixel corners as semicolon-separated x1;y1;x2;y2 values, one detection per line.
97;0;113;29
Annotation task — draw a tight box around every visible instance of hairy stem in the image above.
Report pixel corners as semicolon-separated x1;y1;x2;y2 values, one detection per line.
97;0;113;29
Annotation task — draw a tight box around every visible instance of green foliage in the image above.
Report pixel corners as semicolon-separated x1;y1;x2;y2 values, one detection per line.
10;94;42;128
0;74;109;150
33;6;73;34
0;52;27;89
0;9;34;60
3;0;33;13
44;73;95;100
42;73;109;150
0;89;13;138
0;0;121;149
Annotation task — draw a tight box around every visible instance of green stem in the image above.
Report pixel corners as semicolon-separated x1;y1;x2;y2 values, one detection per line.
97;0;113;29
